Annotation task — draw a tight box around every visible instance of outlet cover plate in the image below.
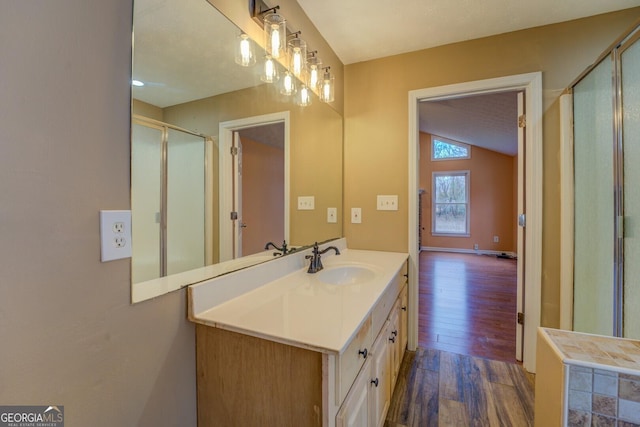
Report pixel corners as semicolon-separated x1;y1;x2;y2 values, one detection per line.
327;207;337;223
351;207;362;223
100;210;132;262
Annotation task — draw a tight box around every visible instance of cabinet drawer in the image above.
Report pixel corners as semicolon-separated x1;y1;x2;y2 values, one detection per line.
339;315;373;402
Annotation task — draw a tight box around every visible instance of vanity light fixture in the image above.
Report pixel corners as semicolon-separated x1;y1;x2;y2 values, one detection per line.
319;66;335;103
235;33;256;67
280;70;296;96
296;84;312;106
287;35;306;78
263;9;286;59
260;55;278;83
306;52;321;90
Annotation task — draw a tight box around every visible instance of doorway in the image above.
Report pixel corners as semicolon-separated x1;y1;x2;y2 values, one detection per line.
219;112;290;262
408;72;543;373
418;90;522;362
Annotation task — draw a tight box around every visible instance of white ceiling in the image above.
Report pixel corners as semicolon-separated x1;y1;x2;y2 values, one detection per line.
296;0;640;65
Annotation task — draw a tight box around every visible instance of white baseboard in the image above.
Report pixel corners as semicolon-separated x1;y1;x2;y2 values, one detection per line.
420;246;517;259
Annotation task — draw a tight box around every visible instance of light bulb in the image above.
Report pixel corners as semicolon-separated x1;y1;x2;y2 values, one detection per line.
235;33;255;67
322;81;331;100
270;25;281;58
281;72;295;96
261;56;277;83
309;66;319;88
292;48;303;76
297;85;312;106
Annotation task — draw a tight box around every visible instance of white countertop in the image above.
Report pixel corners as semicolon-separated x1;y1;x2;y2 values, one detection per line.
189;243;408;355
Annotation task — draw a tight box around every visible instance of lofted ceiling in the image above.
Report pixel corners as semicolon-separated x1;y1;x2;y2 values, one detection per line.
420;92;519;157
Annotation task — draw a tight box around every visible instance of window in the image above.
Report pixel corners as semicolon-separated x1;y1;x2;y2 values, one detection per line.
432;171;470;236
431;135;470;161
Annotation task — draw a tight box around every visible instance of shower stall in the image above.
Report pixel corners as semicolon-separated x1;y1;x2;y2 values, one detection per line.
131;115;212;284
572;23;640;338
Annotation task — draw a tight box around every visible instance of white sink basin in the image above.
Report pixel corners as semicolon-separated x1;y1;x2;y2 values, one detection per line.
317;265;377;285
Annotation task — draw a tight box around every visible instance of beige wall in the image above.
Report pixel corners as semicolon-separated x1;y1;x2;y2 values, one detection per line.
164;84;343;247
420;133;516;253
343;9;640;328
0;1;196;426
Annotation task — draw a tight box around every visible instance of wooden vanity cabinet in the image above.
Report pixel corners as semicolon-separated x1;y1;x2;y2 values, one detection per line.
336;282;408;427
195;261;408;427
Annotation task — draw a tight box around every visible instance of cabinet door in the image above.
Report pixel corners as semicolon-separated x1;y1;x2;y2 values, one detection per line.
388;305;401;386
399;285;408;353
370;322;391;427
336;360;371;427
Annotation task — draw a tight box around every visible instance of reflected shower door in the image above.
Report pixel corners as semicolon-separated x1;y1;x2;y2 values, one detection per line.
131;122;163;283
131;118;207;283
573;57;615;336
622;36;640;339
166;128;205;276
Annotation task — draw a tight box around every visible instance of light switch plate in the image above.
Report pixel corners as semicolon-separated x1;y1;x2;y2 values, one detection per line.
351;207;362;224
327;207;337;223
377;195;398;211
100;210;132;262
297;196;315;210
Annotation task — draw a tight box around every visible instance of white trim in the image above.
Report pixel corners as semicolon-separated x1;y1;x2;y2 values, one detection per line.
560;94;574;331
409;72;543;373
421;246;518;258
219;111;290;262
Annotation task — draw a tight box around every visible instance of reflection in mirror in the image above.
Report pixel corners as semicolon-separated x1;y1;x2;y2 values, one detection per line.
131;0;343;302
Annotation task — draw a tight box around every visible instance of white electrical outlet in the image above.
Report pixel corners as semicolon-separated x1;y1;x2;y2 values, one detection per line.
493;235;500;243
297;196;315;210
377;195;398;211
327;207;337;223
351;207;362;224
100;210;132;262
474;243;479;250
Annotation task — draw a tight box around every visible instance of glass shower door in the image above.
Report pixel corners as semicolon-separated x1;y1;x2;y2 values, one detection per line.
573;57;615;336
166;128;205;276
621;35;640;339
131;122;163;283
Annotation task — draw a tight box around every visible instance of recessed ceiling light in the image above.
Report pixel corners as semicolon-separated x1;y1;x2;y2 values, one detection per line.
132;80;145;87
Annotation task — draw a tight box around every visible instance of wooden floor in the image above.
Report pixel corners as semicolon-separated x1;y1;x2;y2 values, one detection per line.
384;251;533;426
385;348;535;426
418;251;518;363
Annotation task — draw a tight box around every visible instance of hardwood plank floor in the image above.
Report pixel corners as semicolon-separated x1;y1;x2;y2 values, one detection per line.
384;251;534;426
418;251;518;363
385;348;534;427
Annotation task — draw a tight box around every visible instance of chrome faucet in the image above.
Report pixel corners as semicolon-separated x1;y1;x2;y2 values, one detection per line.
264;240;288;256
306;242;340;273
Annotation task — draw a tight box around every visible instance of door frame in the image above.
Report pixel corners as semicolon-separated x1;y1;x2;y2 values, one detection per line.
219;111;290;262
408;72;543;373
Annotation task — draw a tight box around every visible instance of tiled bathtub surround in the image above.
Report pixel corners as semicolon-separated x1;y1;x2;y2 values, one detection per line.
566;360;640;426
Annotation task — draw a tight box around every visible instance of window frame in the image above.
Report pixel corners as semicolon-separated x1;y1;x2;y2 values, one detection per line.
431;170;470;237
430;135;471;161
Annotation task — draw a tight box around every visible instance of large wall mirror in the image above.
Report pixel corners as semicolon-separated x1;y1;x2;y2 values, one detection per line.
131;0;343;303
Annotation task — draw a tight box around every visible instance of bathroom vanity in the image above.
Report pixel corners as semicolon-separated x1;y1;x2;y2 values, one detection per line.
535;328;640;426
188;239;408;426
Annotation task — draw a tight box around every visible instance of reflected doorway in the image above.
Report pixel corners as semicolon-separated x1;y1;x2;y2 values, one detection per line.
219;112;290;262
